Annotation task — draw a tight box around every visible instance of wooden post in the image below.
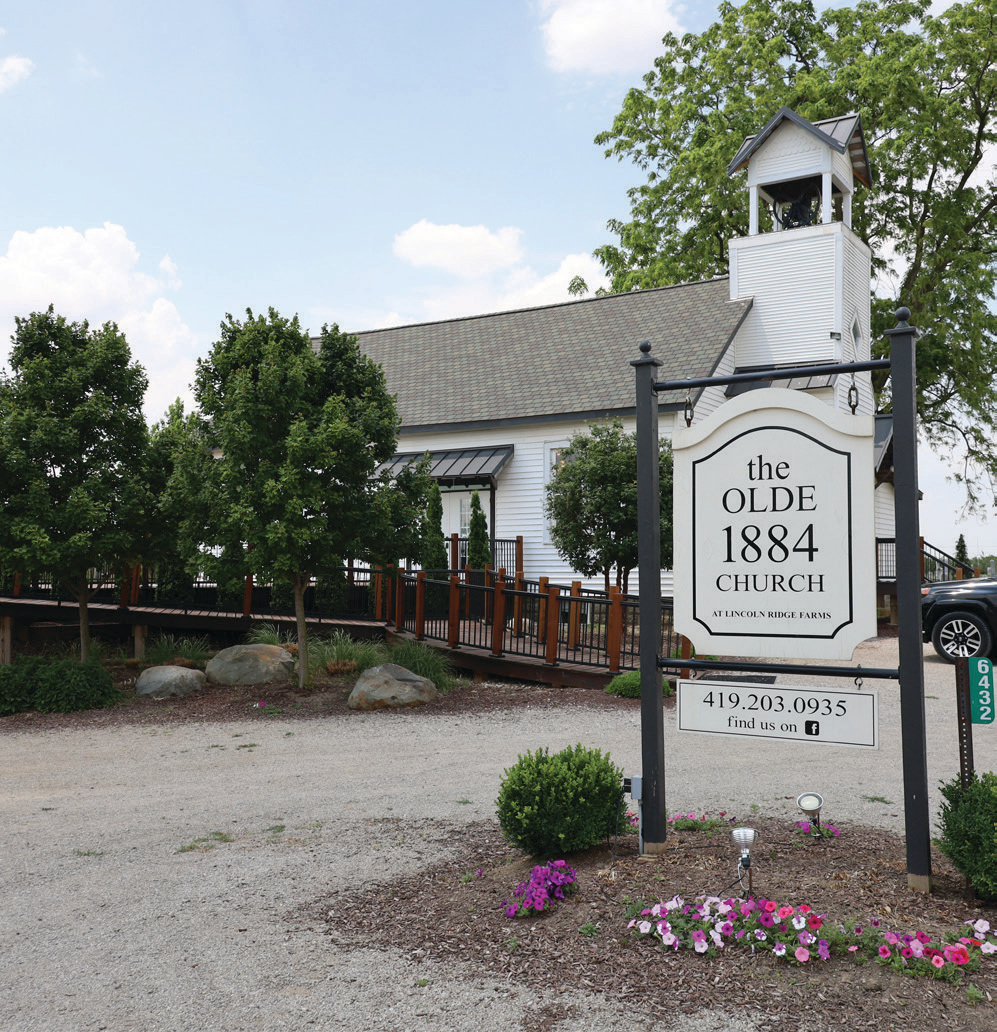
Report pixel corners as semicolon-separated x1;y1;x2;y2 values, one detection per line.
347;558;355;586
447;574;460;648
120;565;131;608
491;571;505;656
133;624;147;661
538;576;549;641
956;567;963;580
515;535;524;577
513;571;524;638
680;634;692;681
450;533;459;574
544;586;560;665
415;570;426;640
568;580;581;650
374;568;383;621
484;564;493;623
395;569;406;629
131;565;141;605
243;572;253;617
13;573;21;598
0;615;13;665
607;586;623;673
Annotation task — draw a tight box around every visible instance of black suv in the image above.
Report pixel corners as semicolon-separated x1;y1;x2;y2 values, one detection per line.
921;577;997;661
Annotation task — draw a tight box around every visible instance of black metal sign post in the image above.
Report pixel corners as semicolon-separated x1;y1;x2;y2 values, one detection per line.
954;658;975;790
632;340;667;852
885;308;932;892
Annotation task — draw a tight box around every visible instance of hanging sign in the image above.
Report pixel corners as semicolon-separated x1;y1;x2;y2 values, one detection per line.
672;389;876;660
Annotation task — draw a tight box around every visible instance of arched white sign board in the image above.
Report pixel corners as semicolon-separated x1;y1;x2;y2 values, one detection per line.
672;389;876;660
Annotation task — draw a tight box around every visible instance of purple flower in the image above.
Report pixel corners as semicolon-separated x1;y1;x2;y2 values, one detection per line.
818;939;830;960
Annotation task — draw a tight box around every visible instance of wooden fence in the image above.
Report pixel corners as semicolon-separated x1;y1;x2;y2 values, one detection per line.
372;565;682;674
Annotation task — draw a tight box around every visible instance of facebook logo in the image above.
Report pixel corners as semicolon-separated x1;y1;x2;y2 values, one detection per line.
805;720;820;736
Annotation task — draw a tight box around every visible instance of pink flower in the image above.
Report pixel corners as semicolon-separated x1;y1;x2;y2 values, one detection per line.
916;930;931;944
798;905;812;914
818;940;830;960
884;932;899;945
694;938;708;953
848;945;859;953
778;906;794;919
901;948;913;958
807;915;822;930
879;945;891;959
932;955;945;969
773;942;787;957
764;900;778;913
795;947;810;963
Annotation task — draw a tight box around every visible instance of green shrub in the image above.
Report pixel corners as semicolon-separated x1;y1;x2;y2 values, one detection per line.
308;629;386;676
386;639;454;690
245;622;296;648
146;634;212;667
0;657;117;715
604;671;674;699
496;743;624;858
938;772;997;901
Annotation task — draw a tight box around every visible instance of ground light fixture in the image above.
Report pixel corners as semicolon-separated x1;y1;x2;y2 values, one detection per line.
731;826;758;894
797;791;824;831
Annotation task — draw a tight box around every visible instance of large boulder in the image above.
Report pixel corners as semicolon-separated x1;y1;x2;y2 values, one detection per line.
347;663;438;710
205;644;294;685
136;665;206;699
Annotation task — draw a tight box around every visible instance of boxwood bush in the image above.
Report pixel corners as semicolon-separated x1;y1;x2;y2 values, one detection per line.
0;656;118;715
938;771;997;901
604;671;674;699
496;743;624;858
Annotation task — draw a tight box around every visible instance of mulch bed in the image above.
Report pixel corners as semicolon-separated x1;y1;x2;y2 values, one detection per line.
313;816;997;1031
0;665;635;733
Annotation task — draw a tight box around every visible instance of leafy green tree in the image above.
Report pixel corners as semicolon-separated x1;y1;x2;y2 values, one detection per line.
0;307;151;660
955;533;970;566
544;422;673;593
182;309;399;688
467;491;492;570
594;0;997;506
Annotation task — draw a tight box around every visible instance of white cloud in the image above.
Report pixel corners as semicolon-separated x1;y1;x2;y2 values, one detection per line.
412;250;611;323
539;0;681;76
0;223;198;422
393;219;524;278
0;54;33;92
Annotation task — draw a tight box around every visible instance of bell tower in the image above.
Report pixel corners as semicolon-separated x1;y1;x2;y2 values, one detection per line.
726;107;874;413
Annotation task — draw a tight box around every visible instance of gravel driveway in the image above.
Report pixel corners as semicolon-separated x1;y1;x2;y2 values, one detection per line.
3;638;992;1031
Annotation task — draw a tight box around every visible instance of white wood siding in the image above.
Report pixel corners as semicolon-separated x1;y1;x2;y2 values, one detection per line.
401;416;676;594
729;226;839;368
875;483;896;538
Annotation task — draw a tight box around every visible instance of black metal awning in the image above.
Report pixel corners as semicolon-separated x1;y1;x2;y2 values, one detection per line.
382;445;514;487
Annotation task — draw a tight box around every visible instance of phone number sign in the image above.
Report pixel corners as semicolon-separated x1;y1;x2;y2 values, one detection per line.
677;680;878;749
672;390;877;660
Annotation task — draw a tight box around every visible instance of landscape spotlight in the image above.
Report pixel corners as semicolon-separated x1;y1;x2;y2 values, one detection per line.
731;826;758;894
797;792;824;829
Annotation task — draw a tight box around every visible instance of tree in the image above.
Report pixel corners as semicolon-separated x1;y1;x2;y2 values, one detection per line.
955;533;969;566
0;307;151;660
544;422;673;592
467;491;492;571
182;309;399;688
594;0;997;507
422;481;450;573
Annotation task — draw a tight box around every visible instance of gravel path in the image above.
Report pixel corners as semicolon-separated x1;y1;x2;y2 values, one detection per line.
3;639;991;1031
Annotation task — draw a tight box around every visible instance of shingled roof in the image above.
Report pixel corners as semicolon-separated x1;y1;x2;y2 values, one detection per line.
353;279;752;433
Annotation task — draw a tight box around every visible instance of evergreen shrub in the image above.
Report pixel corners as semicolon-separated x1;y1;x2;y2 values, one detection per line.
938;771;997;901
496;743;624;857
0;657;118;715
604;671;674;699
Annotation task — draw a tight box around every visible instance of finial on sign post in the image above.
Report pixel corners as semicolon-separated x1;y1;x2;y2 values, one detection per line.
639;339;652;354
895;307;911;326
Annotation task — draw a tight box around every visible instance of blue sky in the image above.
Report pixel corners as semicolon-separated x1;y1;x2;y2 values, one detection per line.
0;0;989;556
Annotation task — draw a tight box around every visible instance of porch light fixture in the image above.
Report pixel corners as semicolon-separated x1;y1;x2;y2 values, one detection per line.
731;826;758;894
797;791;824;829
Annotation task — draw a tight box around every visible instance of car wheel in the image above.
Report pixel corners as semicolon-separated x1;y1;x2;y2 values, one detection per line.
931;610;993;662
